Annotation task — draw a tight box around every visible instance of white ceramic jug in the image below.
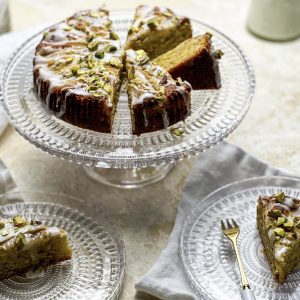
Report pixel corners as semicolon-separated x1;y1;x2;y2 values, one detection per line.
0;0;10;34
247;0;300;41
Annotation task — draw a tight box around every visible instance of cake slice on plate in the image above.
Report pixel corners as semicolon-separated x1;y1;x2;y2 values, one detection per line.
153;33;223;89
34;7;123;132
125;5;192;59
0;216;72;280
125;49;192;135
257;192;300;283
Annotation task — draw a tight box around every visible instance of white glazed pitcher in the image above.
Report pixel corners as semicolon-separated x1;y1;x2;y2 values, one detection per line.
247;0;300;41
0;0;10;34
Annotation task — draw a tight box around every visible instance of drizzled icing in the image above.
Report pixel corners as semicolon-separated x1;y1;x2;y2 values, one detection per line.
0;218;65;254
125;49;191;129
34;7;123;116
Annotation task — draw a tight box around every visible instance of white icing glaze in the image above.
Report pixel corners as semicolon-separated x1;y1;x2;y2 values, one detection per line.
274;244;289;262
283;196;295;208
0;219;64;254
268;228;275;240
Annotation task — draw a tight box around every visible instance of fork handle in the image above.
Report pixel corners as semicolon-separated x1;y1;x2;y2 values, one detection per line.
241;287;256;300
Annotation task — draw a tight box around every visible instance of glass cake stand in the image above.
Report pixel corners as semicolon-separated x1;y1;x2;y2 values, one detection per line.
0;11;255;188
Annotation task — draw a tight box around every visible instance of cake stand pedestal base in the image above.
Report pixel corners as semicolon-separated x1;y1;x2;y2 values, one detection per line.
83;164;174;189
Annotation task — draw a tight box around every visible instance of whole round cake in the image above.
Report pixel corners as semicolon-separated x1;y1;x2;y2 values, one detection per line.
33;6;222;134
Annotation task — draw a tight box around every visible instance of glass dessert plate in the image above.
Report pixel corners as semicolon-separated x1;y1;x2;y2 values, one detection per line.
180;176;300;300
0;191;125;300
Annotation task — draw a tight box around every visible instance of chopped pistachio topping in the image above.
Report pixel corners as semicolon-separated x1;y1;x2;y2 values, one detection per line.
104;44;117;52
128;26;139;34
63;71;73;78
110;31;119;40
65;57;74;64
63;26;72;31
1;229;8;236
276;217;286;226
283;221;294;229
109;57;122;68
206;32;213;39
0;222;5;230
104;20;112;28
71;65;79;75
128;66;135;80
43;31;49;37
214;49;224;59
171;127;184;136
90;11;99;18
87;41;99;51
136;50;149;65
95;51;104;59
13;216;26;227
268;209;282;219
275;192;285;203
147;18;158;29
295;220;300;228
103;83;112;93
274;227;285;237
163;12;173;17
15;233;26;249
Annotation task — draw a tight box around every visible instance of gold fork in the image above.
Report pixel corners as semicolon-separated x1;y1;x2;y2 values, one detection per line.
221;219;256;300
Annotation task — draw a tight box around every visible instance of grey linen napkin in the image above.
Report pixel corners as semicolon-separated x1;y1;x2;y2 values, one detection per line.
135;141;293;300
0;160;21;204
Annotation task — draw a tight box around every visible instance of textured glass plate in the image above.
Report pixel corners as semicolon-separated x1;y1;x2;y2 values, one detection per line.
180;176;300;300
0;191;125;300
0;11;255;168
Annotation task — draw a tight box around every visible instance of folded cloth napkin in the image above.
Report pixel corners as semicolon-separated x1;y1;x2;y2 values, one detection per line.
135;141;293;300
0;25;49;136
0;159;21;204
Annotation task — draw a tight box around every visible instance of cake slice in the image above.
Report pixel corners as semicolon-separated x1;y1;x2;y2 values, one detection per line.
34;7;123;132
0;216;72;280
153;33;223;89
125;49;192;135
125;5;192;59
257;192;300;283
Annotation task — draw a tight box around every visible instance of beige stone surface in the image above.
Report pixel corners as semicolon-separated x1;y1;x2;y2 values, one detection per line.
0;0;299;299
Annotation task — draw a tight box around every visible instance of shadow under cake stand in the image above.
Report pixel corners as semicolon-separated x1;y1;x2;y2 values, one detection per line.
0;11;255;188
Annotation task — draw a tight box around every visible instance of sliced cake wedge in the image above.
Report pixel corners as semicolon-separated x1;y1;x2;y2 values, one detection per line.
125;49;192;135
34;7;123;133
125;5;192;59
153;33;223;89
0;216;72;280
257;192;300;283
